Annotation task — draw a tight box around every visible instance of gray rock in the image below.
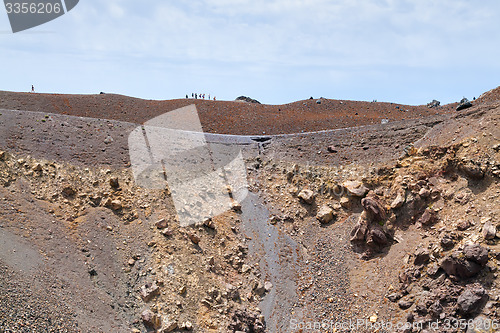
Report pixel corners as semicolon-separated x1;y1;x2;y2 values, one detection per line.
463;243;489;266
418;208;437;225
456;100;473;111
440;235;455;249
387;292;402;302
427;100;440;108
458;284;487;315
414;248;430;266
441;248;486;279
398;298;414;310
235;96;261;104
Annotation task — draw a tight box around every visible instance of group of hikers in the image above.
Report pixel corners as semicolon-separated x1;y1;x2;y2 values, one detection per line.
186;93;216;101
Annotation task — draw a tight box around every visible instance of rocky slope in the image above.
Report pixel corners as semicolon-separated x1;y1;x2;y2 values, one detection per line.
0;87;498;332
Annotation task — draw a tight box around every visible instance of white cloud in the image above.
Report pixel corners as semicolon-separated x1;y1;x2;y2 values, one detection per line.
1;0;499;103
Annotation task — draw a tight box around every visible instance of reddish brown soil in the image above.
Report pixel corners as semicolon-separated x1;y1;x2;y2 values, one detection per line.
0;91;459;135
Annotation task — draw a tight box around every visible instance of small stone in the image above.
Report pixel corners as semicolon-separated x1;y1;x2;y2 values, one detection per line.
418;208;437;225
398;298;414;310
316;205;335;224
32;163;43;172
241;264;251;273
110;200;122;211
327;146;338;153
482;222;496;240
298;189;315;204
179;285;187;295
418;188;430;198
161;228;173;237
414;248;430;266
61;186;76;197
253;281;266;296
440;235;455;249
128;259;136;266
155;218;168;229
203;218;215;229
106;225;113;231
141;309;161;329
264;281;273;292
140;282;160;302
343;181;369;197
109;177;119;188
387;293;402;302
188;232;200;244
0;151;5;160
104;135;114;144
457;220;472;231
160;318;178;332
340;197;350;208
231;200;242;212
427;263;441;277
391;192;405;209
181;321;193;330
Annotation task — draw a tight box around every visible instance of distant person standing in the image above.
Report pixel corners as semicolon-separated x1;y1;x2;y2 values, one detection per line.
208;94;210;100
31;85;34;93
195;93;197;99
214;96;216;101
186;94;188;99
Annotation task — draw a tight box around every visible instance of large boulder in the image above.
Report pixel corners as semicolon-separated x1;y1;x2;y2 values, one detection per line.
463;243;489;266
457;284;487;316
427;100;441;108
441;244;488;279
361;196;386;222
235;96;261;104
456;98;473;111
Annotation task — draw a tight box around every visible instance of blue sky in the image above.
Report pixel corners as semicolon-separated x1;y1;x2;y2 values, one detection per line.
1;0;499;105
